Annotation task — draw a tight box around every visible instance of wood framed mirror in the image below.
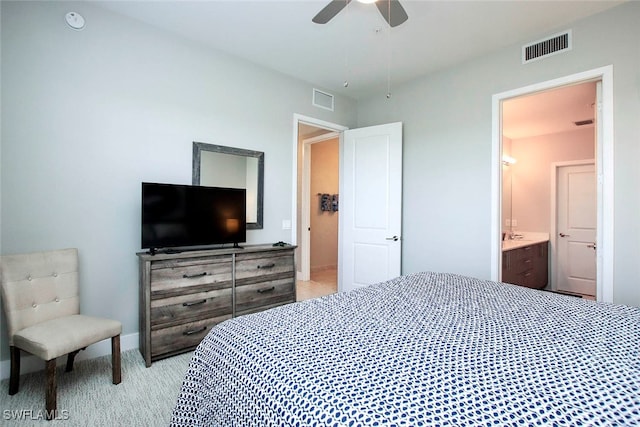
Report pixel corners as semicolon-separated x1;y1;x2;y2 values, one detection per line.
192;142;264;229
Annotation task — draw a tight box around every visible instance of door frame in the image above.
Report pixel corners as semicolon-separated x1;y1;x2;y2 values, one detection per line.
292;114;348;280
300;131;340;281
550;159;596;295
491;65;614;303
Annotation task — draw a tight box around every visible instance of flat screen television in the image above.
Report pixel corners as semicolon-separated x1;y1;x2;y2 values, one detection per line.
141;182;246;252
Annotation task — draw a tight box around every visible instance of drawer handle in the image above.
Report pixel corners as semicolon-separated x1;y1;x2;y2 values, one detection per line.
183;326;207;336
257;286;275;294
183;272;207;279
257;263;276;269
182;299;206;307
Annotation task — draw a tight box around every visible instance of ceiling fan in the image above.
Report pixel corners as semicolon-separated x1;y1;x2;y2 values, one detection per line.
312;0;409;28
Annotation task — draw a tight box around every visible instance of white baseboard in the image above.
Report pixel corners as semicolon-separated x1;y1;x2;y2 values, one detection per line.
310;264;337;273
0;332;139;381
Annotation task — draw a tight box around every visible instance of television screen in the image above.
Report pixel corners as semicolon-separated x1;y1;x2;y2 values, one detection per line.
141;182;246;250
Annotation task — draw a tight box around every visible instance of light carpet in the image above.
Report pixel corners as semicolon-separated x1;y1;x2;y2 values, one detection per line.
0;349;192;426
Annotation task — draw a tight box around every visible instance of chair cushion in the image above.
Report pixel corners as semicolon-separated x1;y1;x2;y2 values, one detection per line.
13;314;122;361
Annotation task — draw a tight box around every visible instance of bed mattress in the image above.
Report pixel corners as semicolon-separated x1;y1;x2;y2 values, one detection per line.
171;272;640;426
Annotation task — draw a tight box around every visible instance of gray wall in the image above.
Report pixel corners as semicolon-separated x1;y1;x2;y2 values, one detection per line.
356;2;640;306
0;1;357;361
2;1;639;366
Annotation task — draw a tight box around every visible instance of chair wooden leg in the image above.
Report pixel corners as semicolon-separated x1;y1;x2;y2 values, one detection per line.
65;350;81;372
9;346;20;395
45;359;57;420
111;335;121;385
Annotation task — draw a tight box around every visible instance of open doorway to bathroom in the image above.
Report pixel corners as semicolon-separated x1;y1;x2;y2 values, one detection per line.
492;65;614;303
502;81;597;299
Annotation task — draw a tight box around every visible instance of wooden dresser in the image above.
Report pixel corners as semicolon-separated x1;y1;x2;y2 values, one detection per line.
137;244;296;367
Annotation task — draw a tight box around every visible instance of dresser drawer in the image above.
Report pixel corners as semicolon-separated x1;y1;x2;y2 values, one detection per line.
235;251;295;283
235;277;295;314
150;315;231;358
151;287;232;328
150;256;232;296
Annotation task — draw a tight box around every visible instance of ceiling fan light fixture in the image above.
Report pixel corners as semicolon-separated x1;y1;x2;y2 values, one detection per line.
313;0;407;27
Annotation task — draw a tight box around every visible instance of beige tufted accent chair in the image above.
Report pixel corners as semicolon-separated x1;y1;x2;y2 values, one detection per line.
0;248;122;420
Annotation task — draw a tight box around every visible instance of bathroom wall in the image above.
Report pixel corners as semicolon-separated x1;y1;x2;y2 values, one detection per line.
511;127;595;233
310;139;339;271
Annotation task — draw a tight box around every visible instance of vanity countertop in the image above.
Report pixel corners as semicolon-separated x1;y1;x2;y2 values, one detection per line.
502;232;550;252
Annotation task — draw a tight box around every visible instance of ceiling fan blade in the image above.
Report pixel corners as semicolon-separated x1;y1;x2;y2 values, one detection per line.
312;0;352;24
375;0;408;27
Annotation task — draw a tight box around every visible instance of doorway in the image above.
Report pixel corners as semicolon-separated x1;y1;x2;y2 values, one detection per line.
491;66;614;303
292;115;404;297
293;115;347;300
301;128;340;300
502;82;597;298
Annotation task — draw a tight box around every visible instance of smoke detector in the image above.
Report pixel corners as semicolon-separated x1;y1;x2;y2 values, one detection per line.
65;12;85;31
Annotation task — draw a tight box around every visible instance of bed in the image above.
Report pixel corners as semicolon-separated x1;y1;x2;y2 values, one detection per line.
170;272;640;426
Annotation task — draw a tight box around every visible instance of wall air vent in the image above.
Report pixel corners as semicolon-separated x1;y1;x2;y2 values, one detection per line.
522;30;572;64
312;88;334;111
574;119;594;126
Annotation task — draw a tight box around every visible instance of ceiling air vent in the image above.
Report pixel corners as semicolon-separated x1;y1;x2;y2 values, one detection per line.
312;88;334;111
522;30;572;64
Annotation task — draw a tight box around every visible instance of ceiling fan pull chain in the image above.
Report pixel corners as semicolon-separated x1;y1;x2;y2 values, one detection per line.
386;0;392;99
344;0;350;88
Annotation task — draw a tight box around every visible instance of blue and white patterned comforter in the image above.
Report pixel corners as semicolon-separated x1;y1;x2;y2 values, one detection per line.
170;272;640;426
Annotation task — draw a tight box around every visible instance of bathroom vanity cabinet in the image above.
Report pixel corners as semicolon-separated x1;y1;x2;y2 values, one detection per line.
502;241;548;290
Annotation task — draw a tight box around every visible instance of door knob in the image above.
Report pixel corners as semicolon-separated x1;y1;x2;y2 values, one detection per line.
559;233;571;237
587;243;597;250
385;236;400;241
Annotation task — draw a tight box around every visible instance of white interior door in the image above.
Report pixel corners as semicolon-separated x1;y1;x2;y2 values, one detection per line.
339;122;403;293
556;163;596;296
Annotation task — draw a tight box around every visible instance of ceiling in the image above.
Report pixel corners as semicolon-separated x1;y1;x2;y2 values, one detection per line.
503;81;596;140
94;0;623;101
